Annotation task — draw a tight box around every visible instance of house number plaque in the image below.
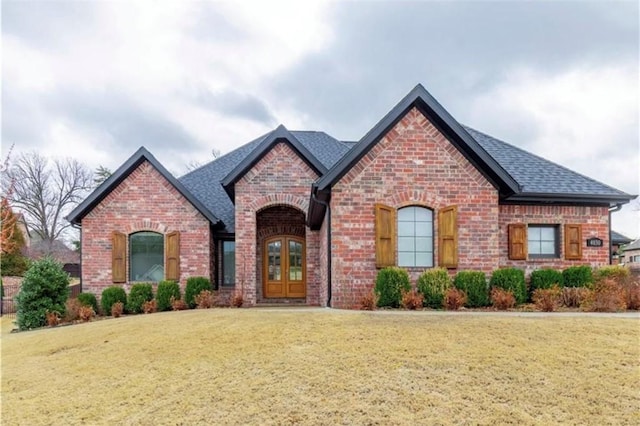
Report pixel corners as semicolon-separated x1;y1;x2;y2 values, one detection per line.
586;237;603;247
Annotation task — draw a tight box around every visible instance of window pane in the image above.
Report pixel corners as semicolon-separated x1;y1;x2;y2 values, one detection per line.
268;241;281;281
223;241;235;286
528;240;540;255
540;241;556;254
415;237;432;252
398;252;414;267
528;227;541;240
397;207;414;222
289;240;303;281
414;208;432;222
415;225;432;237
415;252;433;267
540;227;555;240
130;232;164;282
398;237;415;252
398;221;414;237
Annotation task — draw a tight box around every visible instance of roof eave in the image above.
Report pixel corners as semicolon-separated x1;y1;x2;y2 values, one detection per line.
501;192;637;207
315;84;520;195
66;147;222;227
221;125;327;202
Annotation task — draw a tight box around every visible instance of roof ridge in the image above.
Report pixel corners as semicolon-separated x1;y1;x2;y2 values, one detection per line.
464;125;630;196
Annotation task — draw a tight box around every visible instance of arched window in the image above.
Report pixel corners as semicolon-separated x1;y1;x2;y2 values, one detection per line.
397;206;433;267
129;232;164;282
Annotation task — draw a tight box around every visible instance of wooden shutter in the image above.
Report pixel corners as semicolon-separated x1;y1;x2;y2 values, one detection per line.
438;205;458;268
508;224;527;260
165;231;180;281
112;231;126;283
564;224;582;260
375;204;396;268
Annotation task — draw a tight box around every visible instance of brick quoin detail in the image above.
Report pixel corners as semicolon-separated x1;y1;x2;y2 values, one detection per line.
81;161;211;298
234;143;321;306
331;107;500;309
499;204;610;272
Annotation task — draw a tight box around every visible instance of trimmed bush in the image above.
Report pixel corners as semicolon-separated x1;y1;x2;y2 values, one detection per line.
359;290;378;311
582;278;626;312
185;277;212;309
156;280;181;312
111;301;124;318
532;285;562;312
401;289;424;310
374;267;411;308
16;257;70;330
562;265;593;288
529;269;563;300
453;271;489;307
416;268;451;309
76;292;99;313
594;265;630;283
127;283;154;314
444;288;467;310
491;288;516;310
101;286;127;316
489;268;526;305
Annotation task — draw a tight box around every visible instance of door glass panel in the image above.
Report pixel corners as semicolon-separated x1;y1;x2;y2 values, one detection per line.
289;240;303;281
268;240;281;281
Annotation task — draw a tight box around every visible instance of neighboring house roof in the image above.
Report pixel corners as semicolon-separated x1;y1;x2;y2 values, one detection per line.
180;130;350;233
622;238;640;252
67;147;221;226
28;240;80;264
611;230;633;245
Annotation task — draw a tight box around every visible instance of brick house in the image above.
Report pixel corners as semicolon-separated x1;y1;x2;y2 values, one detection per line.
67;84;636;308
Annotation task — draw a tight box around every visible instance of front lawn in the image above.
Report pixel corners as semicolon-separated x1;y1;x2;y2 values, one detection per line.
1;309;638;425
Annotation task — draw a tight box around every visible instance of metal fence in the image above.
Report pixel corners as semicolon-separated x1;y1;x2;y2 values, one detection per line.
1;283;82;318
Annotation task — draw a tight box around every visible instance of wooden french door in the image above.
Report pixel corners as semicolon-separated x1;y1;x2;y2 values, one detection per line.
264;236;305;298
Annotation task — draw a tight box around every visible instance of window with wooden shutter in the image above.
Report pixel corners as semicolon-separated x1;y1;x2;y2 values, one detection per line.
112;231;126;283
165;231;180;281
564;224;582;260
438;205;458;268
508;224;527;260
375;204;396;268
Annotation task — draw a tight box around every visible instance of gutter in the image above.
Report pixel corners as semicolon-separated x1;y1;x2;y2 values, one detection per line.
71;222;82;292
311;190;332;308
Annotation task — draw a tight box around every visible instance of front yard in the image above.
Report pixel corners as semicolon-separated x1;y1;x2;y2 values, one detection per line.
1;309;638;425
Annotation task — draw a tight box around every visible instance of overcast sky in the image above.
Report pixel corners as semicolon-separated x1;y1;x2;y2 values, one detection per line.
2;0;639;237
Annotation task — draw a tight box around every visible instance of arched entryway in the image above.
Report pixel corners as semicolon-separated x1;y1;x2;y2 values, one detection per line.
256;205;306;302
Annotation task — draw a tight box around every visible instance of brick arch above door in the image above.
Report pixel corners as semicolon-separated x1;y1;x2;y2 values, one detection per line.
248;193;308;214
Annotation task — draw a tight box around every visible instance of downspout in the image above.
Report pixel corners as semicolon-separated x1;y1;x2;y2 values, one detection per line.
72;222;82;292
608;203;623;265
311;192;332;308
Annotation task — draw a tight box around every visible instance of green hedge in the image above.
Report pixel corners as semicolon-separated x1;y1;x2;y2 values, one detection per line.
374;267;411;308
489;268;526;305
156;280;181;312
562;266;593;288
16;257;70;330
101;286;127;316
529;269;563;300
454;271;489;307
127;283;154;314
185;277;212;309
416;268;451;309
76;292;99;313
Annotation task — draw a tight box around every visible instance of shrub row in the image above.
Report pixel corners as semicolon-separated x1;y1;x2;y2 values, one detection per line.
99;277;213;316
371;265;638;312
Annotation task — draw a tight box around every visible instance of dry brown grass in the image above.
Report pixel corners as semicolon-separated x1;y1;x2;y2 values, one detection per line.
1;310;639;425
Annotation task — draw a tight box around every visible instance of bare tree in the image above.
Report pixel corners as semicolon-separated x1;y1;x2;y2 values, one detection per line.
5;151;93;245
185;148;222;173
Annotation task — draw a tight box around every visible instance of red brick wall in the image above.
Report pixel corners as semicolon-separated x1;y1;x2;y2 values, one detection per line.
499;204;610;273
81;161;211;297
329;107;500;308
234;142;321;306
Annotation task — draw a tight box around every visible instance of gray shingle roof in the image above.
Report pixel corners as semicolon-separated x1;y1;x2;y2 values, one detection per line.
179;130;350;232
611;230;633;245
464;126;631;198
622;238;640;251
